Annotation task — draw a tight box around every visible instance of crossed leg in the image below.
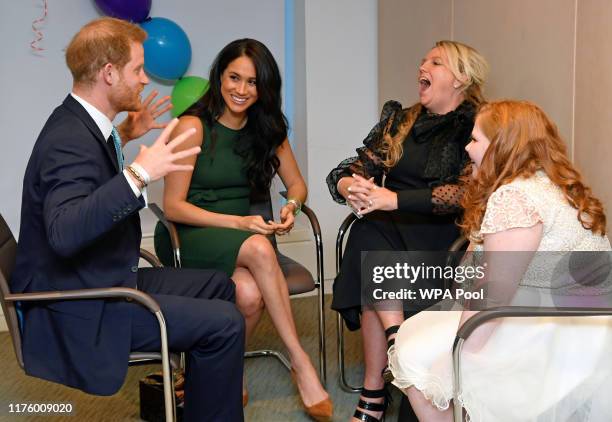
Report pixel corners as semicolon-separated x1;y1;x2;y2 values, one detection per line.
233;234;329;408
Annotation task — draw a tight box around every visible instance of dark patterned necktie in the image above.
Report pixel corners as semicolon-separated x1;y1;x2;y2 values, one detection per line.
110;127;124;171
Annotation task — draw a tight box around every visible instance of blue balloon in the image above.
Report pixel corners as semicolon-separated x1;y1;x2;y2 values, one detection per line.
141;17;192;80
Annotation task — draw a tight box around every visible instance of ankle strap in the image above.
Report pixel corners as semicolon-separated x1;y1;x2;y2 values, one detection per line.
361;387;387;399
385;325;400;349
353;409;382;422
355;387;392;421
384;325;400;339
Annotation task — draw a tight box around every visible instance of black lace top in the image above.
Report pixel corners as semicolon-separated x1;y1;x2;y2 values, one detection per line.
326;100;476;214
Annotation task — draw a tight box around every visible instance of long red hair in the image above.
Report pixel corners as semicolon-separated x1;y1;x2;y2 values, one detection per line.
460;100;607;241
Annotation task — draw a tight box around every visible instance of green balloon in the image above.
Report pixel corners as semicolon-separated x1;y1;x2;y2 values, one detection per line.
171;76;210;117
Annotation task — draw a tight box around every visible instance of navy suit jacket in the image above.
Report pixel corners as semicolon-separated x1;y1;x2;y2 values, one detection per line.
12;95;146;395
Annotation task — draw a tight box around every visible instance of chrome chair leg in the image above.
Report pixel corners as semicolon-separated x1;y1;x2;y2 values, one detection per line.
452;337;464;422
314;231;327;385
335;214;361;393
156;310;176;422
337;313;362;393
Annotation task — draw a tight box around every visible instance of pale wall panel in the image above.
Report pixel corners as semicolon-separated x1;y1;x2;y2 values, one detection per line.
575;0;612;233
454;0;575;146
378;0;452;110
377;0;611;235
304;0;378;280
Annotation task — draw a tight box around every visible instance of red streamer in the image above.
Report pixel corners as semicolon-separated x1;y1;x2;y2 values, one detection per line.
30;0;48;52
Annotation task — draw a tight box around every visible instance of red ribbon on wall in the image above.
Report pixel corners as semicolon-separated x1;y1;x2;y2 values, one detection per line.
31;0;49;52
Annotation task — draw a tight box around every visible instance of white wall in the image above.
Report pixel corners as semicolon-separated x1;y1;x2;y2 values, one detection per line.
0;0;285;238
303;0;379;281
1;2;101;236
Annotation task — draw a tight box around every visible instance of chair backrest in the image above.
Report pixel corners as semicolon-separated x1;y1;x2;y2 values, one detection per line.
445;235;469;265
444;235;469;290
0;213;24;369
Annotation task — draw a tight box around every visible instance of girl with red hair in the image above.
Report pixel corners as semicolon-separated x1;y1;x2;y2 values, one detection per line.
389;100;612;421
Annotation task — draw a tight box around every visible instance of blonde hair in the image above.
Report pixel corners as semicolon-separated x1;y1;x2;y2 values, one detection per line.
460;100;607;240
66;17;146;85
381;40;489;168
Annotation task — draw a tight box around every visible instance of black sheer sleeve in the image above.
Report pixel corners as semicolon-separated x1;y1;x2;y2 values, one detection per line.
326;101;402;204
396;162;472;214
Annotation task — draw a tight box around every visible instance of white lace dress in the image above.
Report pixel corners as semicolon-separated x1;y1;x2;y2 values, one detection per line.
388;173;612;421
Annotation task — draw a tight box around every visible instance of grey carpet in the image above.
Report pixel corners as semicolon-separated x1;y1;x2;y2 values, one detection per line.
0;295;401;421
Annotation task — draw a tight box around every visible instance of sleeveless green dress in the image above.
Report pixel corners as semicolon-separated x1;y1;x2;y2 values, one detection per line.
154;120;254;275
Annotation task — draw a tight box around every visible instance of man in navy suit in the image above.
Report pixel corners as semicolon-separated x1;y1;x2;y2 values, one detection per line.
11;17;245;421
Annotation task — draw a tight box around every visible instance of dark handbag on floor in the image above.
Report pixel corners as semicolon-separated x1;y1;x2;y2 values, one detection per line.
139;371;185;422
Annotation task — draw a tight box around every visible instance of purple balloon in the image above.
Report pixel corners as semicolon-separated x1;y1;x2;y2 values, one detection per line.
95;0;152;23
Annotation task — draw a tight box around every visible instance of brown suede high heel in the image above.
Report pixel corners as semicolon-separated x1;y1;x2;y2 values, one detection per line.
290;369;333;421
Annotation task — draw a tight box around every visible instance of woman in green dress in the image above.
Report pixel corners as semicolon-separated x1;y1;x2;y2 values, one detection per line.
154;39;332;421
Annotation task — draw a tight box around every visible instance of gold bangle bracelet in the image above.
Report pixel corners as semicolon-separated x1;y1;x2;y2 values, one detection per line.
286;198;302;216
127;165;147;188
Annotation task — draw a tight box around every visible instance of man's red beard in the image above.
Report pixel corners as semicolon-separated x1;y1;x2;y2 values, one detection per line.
111;80;142;112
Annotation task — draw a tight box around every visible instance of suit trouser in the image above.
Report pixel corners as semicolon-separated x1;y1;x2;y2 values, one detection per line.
131;267;245;422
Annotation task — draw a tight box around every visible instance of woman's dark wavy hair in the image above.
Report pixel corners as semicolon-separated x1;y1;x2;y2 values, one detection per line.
183;38;287;194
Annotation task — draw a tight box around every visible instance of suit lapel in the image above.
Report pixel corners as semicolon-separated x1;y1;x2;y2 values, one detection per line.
62;95;120;173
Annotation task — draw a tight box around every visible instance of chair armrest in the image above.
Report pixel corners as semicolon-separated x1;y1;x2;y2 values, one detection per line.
149;202;182;255
448;235;469;253
278;191;321;237
6;285;175;421
140;248;162;267
277;192;324;292
336;213;357;274
5;287;161;314
149;202;169;227
301;204;321;237
338;213;357;240
456;306;612;341
444;235;469;286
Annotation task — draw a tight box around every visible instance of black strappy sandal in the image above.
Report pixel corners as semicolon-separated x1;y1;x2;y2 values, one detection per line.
354;325;401;421
382;325;400;383
353;387;392;422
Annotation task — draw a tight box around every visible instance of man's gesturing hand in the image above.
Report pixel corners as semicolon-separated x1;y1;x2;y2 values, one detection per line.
132;118;200;182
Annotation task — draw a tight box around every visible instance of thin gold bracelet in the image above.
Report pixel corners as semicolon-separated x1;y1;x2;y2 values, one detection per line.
127;165;147;188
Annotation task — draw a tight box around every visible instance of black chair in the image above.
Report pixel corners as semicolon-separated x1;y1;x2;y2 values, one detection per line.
149;191;327;384
335;213;469;393
335;213;361;392
0;213;179;422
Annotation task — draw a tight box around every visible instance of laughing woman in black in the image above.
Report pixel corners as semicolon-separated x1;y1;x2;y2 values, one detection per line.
326;41;488;422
